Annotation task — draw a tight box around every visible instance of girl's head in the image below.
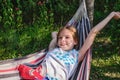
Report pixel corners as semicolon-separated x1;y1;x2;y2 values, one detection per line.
57;26;79;51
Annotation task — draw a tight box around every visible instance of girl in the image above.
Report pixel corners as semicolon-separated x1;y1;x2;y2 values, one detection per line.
18;12;120;80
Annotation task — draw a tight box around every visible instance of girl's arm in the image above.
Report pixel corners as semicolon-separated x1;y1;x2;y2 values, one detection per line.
78;12;120;62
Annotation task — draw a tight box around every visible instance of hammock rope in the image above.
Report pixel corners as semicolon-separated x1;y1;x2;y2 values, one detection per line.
0;0;92;80
67;0;92;80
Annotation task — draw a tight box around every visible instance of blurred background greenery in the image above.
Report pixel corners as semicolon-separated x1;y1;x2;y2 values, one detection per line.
0;0;120;80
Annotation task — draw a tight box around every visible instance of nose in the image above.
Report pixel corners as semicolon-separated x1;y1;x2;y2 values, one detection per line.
61;37;65;42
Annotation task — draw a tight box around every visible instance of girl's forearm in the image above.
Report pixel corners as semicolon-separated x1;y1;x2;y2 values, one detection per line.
78;12;116;62
92;12;115;33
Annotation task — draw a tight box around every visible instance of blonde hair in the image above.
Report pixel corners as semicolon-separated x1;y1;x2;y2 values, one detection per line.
57;26;79;49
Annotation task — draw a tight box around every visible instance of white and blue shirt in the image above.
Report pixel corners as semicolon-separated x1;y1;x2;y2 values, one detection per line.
42;48;79;80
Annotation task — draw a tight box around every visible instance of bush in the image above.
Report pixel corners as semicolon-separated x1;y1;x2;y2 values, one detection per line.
0;0;79;60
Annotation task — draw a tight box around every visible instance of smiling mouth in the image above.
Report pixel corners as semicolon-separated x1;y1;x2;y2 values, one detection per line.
60;43;67;46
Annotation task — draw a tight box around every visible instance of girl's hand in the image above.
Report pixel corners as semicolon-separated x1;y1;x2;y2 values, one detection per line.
112;12;120;20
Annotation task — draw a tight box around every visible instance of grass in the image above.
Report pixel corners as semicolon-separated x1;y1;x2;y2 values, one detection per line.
90;54;120;80
90;31;120;80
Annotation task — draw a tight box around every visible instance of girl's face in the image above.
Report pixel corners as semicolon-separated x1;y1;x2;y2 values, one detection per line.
57;29;77;51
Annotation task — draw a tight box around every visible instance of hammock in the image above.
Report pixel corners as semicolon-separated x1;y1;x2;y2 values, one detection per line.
0;0;92;80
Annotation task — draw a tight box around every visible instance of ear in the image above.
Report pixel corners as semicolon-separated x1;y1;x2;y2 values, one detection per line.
74;41;77;45
74;39;78;45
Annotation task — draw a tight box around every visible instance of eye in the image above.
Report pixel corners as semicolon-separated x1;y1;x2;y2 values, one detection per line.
58;36;62;39
65;36;70;39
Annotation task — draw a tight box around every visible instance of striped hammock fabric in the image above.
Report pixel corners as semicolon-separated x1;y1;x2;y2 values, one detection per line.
0;0;92;80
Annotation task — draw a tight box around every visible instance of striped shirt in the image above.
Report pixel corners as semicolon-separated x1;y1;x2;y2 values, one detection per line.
42;48;79;80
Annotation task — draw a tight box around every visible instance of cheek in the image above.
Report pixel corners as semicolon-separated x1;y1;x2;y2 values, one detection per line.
67;40;75;45
68;39;75;43
70;40;77;46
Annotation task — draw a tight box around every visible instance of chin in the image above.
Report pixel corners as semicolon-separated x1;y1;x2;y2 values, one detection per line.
61;47;72;51
60;47;68;51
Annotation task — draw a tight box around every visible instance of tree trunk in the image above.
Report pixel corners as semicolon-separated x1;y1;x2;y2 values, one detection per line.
85;0;95;27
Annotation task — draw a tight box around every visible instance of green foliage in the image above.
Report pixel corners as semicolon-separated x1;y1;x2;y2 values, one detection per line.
46;0;79;26
0;0;55;60
0;0;78;60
